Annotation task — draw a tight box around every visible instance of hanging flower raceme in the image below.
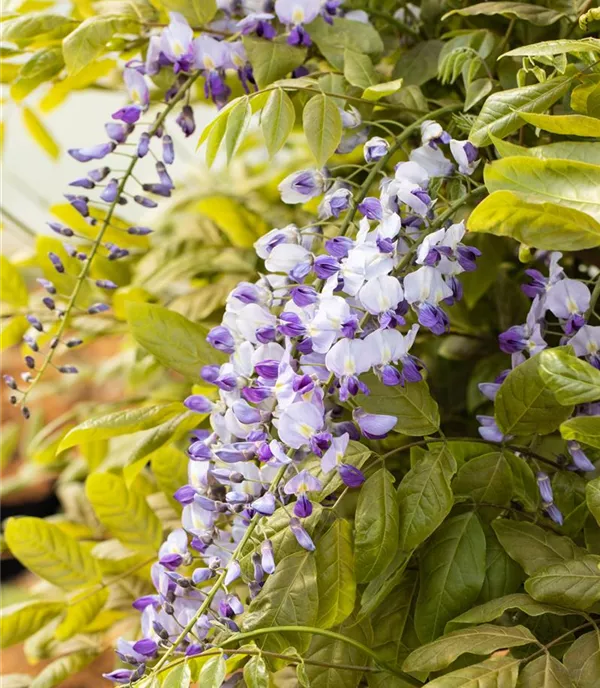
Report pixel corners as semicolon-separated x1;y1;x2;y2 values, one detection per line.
108;118;489;683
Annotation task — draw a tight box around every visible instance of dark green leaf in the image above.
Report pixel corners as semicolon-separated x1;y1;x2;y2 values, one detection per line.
424;656;519;688
453;452;513;507
415;512;486;642
343;49;377;89
393;40;443;86
308;16;383;71
477;527;525;603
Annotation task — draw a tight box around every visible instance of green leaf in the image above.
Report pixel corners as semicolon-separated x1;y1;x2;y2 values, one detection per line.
355;468;399;583
403;624;536;673
518;112;600;138
356;377;440;436
363;78;404;102
200;656;230;688
492;519;585;575
360;552;413;618
453;452;513;506
160;0;217;24
302;94;343;166
393;40;443;87
0;600;63;649
464;78;494;112
494;352;574;436
563;631;600;688
539;349;600;405
371;571;418;666
343;49;377;89
467;190;600;250
203;107;230;166
86;472;163;553
304;441;372;501
560;416;600;449
225;96;251;163
308;16;383;71
4;517;100;590
315;519;356;628
63;15;138;75
30;651;97;688
415;512;486;642
503;38;600;58
503;452;539;512
424;656;519;688
54;587;108;641
1;316;29;350
243;551;318;648
446;593;572;632
444;2;565;26
517;655;573;688
0;256;28;308
22;107;59;160
261;88;295;157
163;662;192;688
58;403;184;452
126;302;226;377
2;13;74;43
484;157;600;223
243;656;269;688
304;615;370;688
242;36;306;88
478;526;524;603
587;478;600;528
397;444;457;551
152;445;188;513
469;74;572;146
525;555;600;610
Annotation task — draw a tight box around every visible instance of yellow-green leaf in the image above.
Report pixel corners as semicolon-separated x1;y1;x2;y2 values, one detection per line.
54;587;108;641
302;93;343;166
22;107;59;159
443;2;565;26
225;96;251;163
343;48;377;89
4;517;101;590
30;651;98;688
0;255;28;308
62;15;138;75
261;87;295;157
86;472;163;553
160;0;217;25
0;316;28;350
363;78;404;101
0;600;64;649
519;112;600;138
468;190;600;250
58;403;184;452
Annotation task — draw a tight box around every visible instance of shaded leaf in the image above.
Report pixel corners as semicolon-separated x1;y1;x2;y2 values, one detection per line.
517;655;573;688
563;631;600;688
492;520;585;576
415;512;486;642
453;452;513;506
242;36;306;88
424;656;519;688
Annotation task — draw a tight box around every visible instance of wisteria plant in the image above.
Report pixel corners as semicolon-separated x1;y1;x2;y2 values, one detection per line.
1;1;600;687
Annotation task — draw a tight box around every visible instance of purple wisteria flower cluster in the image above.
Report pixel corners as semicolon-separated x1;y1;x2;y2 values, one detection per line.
104;121;483;684
477;252;600;525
